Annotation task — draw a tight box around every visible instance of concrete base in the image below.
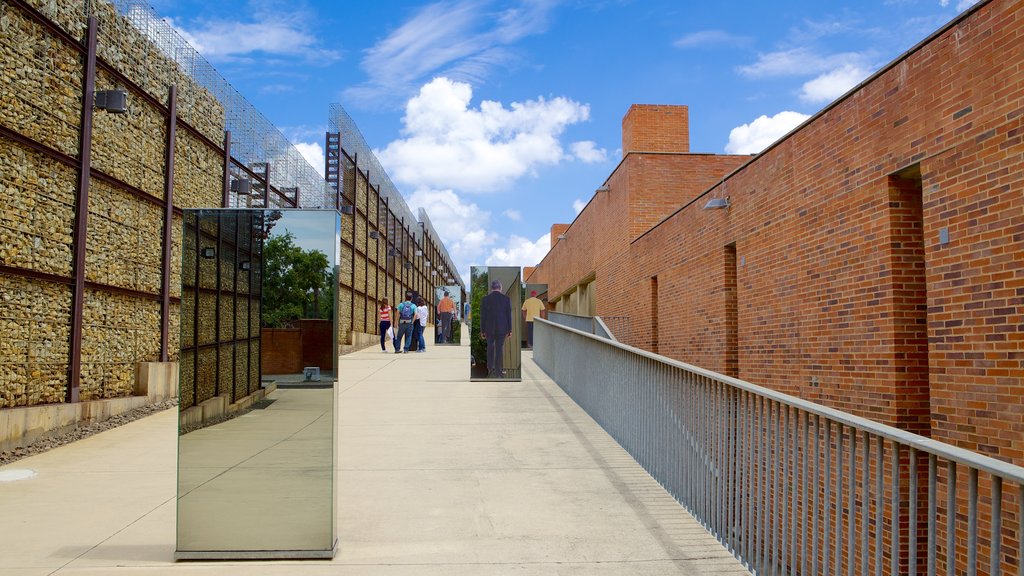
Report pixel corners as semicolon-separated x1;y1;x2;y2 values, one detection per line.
0;361;181;452
174;539;337;560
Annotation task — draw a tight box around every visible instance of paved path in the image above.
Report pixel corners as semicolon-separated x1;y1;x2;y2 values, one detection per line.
0;339;747;575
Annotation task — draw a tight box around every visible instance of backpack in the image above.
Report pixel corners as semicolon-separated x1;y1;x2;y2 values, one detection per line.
398;301;415;322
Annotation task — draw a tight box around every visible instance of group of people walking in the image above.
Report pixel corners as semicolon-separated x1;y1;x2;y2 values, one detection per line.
377;293;431;353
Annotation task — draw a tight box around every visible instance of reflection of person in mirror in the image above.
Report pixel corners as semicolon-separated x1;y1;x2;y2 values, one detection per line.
521;290;545;349
480;279;512;378
437;290;456;343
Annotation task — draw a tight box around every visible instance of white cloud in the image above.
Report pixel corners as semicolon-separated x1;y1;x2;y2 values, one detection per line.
738;48;871;79
487;234;550;267
570;141;608;164
725;111;811;154
345;0;556;107
572;198;587;214
375;77;590;193
406;188;497;282
165;9;338;61
504;209;522;221
800;64;872;103
293;142;325;178
674;29;752;49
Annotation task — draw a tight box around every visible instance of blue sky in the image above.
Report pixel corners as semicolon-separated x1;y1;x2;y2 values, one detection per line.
152;0;978;283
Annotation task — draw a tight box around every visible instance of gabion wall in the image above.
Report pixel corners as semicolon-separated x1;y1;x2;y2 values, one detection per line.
0;0;228;408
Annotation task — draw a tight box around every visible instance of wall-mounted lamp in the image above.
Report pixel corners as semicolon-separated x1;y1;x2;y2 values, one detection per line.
387;247;398;257
557;233;567;241
340;205;354;215
239;261;251;271
229;178;252;195
431;271;437;276
596;184;610;193
200;247;216;259
415;249;423;256
425;261;431;267
369;231;379;239
94;89;128;113
403;261;413;269
703;197;730;210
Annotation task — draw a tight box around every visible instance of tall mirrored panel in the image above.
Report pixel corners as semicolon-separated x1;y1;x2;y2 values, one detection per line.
434;285;463;345
469;266;522;381
176;209;339;559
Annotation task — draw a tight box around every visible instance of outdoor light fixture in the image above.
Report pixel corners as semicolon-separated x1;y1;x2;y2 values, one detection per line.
200;247;216;259
94;89;128;113
425;261;431;267
431;271;437;276
596;184;610;193
703;197;730;210
239;261;251;271
557;233;567;241
340;205;354;215
415;249;423;256
403;261;413;269
369;231;379;239
230;179;252;195
387;247;398;257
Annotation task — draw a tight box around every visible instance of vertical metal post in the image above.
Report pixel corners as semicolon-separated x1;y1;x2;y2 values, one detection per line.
875;436;884;576
836;426;844;576
891;444;901;576
862;431;870;576
813;415;821;576
160;85;177;362
824;421;832;576
848;429;856;576
947;461;957;576
909;449;919;576
967;467;978;576
927;454;937;576
262;163;270;208
68;16;99;403
781;406;790;575
192;218;200;404
802;411;810;574
222;131;231;207
988;477;1002;576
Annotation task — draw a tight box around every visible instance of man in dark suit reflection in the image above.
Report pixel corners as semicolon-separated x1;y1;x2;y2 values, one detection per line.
480;279;512;378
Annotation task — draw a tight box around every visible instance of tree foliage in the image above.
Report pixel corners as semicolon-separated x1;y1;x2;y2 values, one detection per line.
261;232;333;328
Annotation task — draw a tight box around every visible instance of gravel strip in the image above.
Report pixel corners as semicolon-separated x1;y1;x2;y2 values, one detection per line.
0;400;178;466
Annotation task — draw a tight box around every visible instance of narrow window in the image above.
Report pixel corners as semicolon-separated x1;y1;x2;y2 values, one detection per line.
725;243;739;378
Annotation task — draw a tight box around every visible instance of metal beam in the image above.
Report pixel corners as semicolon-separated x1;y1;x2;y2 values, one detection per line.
160;85;177;362
67;16;98;404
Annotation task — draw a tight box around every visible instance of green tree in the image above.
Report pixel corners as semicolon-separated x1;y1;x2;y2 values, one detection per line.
262;232;333;327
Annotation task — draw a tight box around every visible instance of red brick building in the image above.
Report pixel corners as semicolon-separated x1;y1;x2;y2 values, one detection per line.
528;0;1022;465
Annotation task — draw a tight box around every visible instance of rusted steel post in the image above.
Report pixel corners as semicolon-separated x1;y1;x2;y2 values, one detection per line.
160;85;177;362
68;16;98;403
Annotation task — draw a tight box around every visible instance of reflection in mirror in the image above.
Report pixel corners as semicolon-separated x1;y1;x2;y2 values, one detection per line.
469;266;522;381
176;209;338;559
433;285;462;345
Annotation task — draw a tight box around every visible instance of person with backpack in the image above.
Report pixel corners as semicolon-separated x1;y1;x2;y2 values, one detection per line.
394;292;417;353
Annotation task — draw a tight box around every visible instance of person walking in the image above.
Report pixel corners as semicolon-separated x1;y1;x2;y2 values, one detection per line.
480;279;512;378
394;292;417;353
437;290;456;343
521;290;545;349
378;298;392;352
416;296;429;352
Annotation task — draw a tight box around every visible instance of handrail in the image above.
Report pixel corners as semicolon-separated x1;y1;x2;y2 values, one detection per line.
534;317;1024;576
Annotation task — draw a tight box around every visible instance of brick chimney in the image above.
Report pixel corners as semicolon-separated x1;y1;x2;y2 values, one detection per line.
621;104;690;154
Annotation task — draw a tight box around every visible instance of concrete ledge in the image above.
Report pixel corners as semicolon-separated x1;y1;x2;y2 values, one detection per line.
0;395;152;453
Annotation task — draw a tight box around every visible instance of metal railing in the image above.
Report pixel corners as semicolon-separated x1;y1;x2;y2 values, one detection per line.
547;311;629;343
534;318;1024;576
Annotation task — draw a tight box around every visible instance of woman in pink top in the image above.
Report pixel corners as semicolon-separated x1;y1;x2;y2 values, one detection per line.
378;298;392;352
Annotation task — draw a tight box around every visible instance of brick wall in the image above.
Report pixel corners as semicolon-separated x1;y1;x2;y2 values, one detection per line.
530;0;1023;466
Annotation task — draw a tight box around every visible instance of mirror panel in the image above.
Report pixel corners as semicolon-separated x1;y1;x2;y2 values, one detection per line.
176;209;339;559
469;266;522;381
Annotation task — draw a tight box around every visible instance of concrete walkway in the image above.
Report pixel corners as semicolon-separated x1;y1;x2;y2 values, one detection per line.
0;339;747;575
